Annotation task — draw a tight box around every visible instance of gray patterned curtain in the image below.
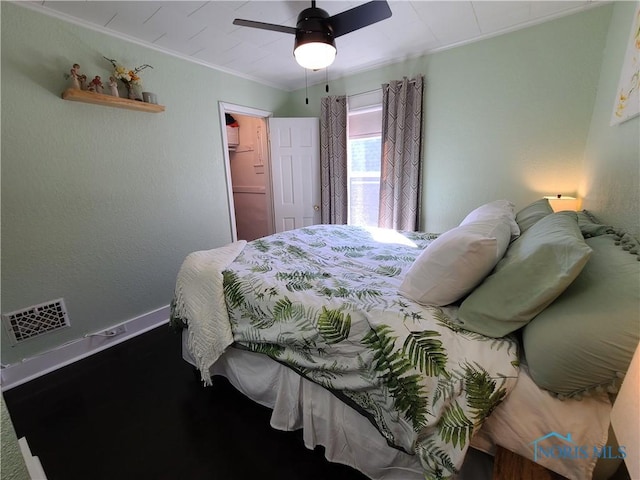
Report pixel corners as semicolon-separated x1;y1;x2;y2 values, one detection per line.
378;76;424;231
320;95;348;224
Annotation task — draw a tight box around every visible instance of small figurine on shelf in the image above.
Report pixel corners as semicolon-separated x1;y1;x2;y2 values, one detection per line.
68;63;87;90
108;76;119;97
87;76;103;94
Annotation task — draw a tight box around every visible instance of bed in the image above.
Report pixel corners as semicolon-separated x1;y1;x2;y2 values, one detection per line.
171;199;639;480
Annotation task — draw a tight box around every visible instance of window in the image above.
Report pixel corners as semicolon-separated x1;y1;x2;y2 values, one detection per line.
347;106;382;227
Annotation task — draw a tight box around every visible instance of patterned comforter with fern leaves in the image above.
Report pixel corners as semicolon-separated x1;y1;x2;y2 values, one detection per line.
222;224;519;480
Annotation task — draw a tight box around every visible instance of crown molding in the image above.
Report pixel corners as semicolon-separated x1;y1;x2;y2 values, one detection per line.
13;1;287;92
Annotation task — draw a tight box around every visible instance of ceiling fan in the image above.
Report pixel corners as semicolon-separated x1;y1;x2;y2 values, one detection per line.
233;1;392;70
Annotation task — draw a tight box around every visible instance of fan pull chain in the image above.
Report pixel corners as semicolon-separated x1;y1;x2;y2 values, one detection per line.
325;67;329;93
305;69;309;105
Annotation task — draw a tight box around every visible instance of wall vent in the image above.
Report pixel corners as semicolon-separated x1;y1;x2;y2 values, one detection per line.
2;298;70;345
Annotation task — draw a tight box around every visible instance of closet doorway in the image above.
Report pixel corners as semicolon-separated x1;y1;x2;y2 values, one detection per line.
220;102;274;242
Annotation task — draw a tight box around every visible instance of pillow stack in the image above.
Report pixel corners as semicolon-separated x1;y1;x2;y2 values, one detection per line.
459;198;639;399
398;200;517;307
401;196;639;399
457;211;592;338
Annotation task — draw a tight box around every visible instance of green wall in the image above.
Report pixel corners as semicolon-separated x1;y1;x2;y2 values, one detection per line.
286;5;613;233
582;1;640;238
0;2;289;363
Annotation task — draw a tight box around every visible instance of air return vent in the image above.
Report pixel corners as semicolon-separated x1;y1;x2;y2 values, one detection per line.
2;298;70;345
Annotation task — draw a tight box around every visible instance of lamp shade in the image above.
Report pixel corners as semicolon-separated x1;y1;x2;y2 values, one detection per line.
294;30;336;70
610;343;640;478
543;195;581;212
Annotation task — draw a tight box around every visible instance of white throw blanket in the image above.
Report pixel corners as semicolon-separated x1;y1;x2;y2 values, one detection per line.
172;241;246;384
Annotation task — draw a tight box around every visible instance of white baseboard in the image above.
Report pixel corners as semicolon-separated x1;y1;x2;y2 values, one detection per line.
0;305;170;391
19;437;48;480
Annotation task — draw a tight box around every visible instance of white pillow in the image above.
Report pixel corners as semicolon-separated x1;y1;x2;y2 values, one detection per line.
398;219;512;306
461;199;520;239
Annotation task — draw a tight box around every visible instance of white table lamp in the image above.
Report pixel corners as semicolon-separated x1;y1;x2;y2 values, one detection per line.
544;194;581;212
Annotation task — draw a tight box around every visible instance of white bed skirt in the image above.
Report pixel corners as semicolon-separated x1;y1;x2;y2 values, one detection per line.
182;333;613;480
183;335;425;479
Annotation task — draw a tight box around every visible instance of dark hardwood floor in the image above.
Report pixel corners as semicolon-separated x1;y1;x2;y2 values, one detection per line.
3;325;369;480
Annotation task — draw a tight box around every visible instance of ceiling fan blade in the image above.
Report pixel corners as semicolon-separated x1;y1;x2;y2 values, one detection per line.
233;19;297;35
330;0;392;38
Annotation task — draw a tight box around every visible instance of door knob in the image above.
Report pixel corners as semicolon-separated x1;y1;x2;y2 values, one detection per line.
313;205;320;211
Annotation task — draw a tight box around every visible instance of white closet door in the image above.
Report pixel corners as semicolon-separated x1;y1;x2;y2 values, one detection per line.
268;117;321;232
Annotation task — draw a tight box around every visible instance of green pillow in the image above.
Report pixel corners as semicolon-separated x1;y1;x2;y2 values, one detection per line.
515;198;554;233
523;233;640;397
457;212;592;338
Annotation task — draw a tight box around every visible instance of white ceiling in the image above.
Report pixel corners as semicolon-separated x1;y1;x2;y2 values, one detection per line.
25;0;604;91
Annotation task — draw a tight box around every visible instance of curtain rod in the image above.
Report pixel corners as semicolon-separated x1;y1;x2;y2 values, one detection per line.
348;88;382;99
349;76;421;99
382;77;421;88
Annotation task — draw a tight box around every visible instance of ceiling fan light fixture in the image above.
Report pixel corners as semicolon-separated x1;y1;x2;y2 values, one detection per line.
235;1;392;71
294;41;336;70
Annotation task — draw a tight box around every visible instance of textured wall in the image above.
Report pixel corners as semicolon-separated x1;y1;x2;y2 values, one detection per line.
1;395;30;480
582;2;640;239
285;5;613;233
0;3;289;364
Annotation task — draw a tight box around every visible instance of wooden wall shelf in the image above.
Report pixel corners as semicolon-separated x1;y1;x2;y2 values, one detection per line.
61;88;165;113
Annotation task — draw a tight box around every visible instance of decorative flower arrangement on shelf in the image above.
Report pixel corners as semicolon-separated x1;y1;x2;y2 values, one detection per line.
103;56;153;100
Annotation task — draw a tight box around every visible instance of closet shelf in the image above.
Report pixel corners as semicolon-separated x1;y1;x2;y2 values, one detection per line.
61;88;165;113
